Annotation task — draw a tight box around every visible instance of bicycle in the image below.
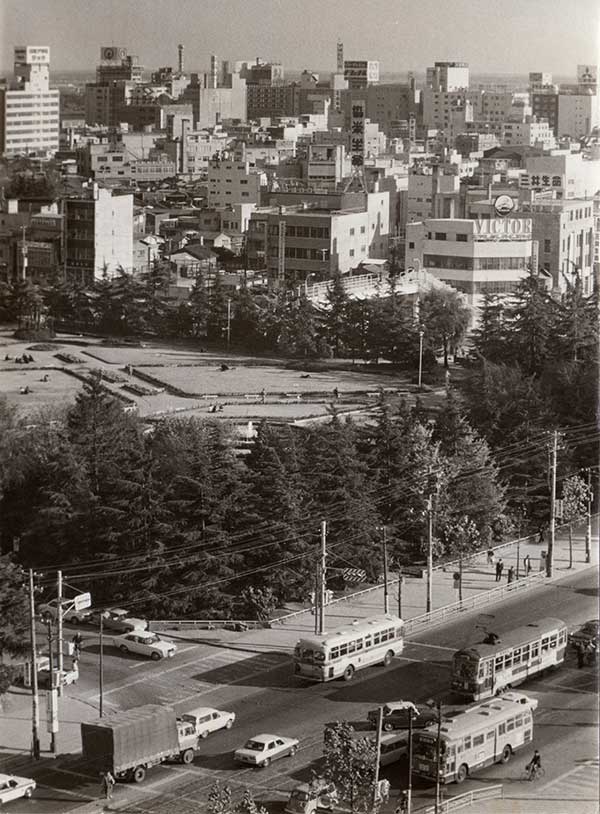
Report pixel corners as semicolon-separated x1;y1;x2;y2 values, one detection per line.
522;764;546;782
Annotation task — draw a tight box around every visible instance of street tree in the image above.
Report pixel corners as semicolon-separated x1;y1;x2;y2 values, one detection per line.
323;721;377;813
418;286;471;368
561;474;592;568
0;555;29;660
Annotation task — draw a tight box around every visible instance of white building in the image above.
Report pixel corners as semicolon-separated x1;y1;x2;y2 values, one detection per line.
426;61;469;92
502;119;556;150
64;184;133;284
406;216;535;321
207;155;266;207
520;151;600;200
557;91;600;139
0;46;59;157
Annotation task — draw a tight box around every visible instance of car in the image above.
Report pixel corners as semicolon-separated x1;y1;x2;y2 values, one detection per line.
179;706;236;738
367;701;439;731
0;773;36;804
108;631;177;660
500;691;539;712
234;734;299;768
89;608;148;633
569;619;599;649
38;598;91;625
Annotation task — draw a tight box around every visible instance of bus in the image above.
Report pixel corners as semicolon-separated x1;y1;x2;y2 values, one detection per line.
294;615;404;682
324;726;410;767
412;692;538;784
451;617;568;700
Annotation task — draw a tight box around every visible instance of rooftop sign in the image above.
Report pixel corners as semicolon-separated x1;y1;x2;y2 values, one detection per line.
474;218;532;241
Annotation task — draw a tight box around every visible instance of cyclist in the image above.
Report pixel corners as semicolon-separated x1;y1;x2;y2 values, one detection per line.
526;750;542;780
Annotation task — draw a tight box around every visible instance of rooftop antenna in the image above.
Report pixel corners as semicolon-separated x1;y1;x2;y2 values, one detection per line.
178;44;184;74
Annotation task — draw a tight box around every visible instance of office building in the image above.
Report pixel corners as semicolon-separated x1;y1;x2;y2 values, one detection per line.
64;184;133;284
426;61;469;92
207;154;266;207
344;60;380;90
0;46;59;157
181;59;246;128
84;47;143;127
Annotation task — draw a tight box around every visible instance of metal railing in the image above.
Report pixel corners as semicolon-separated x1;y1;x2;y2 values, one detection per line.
421;785;504;814
149;619;270;632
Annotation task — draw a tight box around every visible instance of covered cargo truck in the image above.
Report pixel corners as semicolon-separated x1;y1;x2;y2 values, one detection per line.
81;704;198;782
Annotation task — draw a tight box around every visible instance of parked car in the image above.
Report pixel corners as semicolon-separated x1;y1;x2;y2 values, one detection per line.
0;773;36;804
234;734;299;767
368;701;439;731
569;619;599;649
179;706;236;738
89;608;148;633
285;779;338;814
108;631;177;660
38;598;91;625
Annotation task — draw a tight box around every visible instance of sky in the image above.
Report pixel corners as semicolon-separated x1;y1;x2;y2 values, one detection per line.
1;0;599;76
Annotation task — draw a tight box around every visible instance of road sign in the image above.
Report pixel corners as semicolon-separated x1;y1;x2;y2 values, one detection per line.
73;592;91;611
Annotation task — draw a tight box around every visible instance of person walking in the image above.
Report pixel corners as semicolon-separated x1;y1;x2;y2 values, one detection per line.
396;790;409;814
576;641;586;668
101;771;115;800
71;631;82;660
507;565;515;584
487;548;494;566
378;778;391;803
524;554;532;576
495;558;504;581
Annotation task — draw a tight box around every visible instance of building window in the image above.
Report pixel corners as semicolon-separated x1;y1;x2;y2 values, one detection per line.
349;249;355;257
544;239;551;253
408;241;415;249
350;228;355;236
434;232;447;240
360;225;366;234
456;234;468;242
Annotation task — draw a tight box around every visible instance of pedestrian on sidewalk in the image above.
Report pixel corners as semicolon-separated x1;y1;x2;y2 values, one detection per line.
506;566;515;584
524;554;532;576
495;558;504;581
487;548;494;566
71;631;82;660
576;641;586;668
101;771;115;800
396;790;408;814
378;778;391;803
537;524;546;544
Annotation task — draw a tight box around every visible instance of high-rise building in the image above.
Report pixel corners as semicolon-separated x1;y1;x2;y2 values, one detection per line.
0;46;59;157
426;61;469;92
84;47;144;127
344;60;380;90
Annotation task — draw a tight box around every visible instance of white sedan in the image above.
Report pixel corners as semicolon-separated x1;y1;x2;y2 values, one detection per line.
38;598;91;625
234;734;299;767
179;706;236;738
0;773;36;804
108;631;177;660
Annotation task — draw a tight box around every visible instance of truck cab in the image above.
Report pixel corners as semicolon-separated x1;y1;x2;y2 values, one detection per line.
176;722;199;765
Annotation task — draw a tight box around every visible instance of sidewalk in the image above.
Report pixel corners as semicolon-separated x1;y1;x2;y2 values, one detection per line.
158;518;598;653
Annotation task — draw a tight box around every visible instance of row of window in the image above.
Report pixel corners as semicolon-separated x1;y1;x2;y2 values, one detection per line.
268;225;331;239
328;626;400;661
284;247;331;260
457;711;532;753
439;279;520;295
424;255;529;270
210;178;250;184
428;232;469;242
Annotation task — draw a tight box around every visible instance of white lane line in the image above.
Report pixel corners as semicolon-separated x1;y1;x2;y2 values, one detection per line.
404;641;456;652
536;761;599;795
37;783;93;801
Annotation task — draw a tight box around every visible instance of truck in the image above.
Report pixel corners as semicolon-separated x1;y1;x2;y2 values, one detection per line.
81;704;199;783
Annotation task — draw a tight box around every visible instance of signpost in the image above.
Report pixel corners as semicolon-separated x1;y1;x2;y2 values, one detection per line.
73;592;91;612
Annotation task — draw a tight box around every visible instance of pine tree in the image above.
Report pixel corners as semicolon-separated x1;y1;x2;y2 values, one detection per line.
0;556;29;660
325;272;350;356
504;271;558;376
206;273;229;342
188;271;209;338
419;286;471;368
471;293;507;361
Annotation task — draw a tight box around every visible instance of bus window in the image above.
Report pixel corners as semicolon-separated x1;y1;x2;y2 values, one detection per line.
506;718;515;732
513;648;521;664
388;627;395;639
515;714;523;727
464;737;471;750
504;654;513;668
348;641;356;654
558;629;566;644
486;730;495;740
380;631;389;643
473;734;484;746
340;644;348;656
531;643;539;658
549;634;557;649
364;636;372;649
523;713;531;724
356;639;363;651
396;627;403;638
456;743;463;753
498;723;505;735
522;644;530;661
331;647;339;660
541;637;549;652
373;633;380;645
495;656;503;670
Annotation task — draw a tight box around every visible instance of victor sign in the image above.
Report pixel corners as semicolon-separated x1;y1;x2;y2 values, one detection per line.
474;218;532;240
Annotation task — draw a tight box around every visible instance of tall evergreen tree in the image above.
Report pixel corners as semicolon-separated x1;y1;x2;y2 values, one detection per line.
419;286;471;368
324;272;350;356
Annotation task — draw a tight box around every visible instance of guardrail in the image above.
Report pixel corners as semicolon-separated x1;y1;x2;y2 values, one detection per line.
421;785;504;814
149;619;270;632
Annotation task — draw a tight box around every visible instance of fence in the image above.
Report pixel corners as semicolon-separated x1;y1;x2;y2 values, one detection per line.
149;619;270;632
421;785;504;814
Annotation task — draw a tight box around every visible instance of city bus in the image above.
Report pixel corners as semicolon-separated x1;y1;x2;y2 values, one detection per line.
324;726;410;767
451;617;568;700
412;692;538;784
294;614;404;681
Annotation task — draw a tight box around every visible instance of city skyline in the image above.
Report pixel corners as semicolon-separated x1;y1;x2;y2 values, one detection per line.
1;0;599;75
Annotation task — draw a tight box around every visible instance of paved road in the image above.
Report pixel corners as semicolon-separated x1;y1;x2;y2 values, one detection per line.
1;567;597;813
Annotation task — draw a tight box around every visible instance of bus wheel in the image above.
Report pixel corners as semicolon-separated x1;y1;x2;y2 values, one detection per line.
343;664;355;681
456;764;468;783
133;766;146;783
495;686;504;696
383;650;394;667
500;745;512;764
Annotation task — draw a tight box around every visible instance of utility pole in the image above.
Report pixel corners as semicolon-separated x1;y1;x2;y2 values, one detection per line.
372;706;383;810
547;430;558;577
418;329;424;390
314;571;319;635
381;525;389;615
585;468;592;564
226;297;232;348
99;614;104;718
28;569;41;760
397;573;404;618
21;224;28;281
434;699;443;814
458;553;463;603
318;521;327;635
426;494;434;614
57;571;63;696
407;710;414;814
44;616;57;754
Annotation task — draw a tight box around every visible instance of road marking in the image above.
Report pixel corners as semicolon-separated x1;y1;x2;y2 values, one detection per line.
535;759;599;798
37;783;93;801
405;641;456;652
542;682;598;696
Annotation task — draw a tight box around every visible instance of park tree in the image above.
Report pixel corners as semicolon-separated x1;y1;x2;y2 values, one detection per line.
324;272;350;356
277;294;327;358
230;285;263;349
323;722;377;813
0;555;29;660
188;272;209;337
471;293;507;362
561;474;592;568
206;273;230;342
418;286;471;368
503;271;558;376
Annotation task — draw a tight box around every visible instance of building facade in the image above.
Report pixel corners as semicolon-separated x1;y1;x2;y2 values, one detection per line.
0;46;59;157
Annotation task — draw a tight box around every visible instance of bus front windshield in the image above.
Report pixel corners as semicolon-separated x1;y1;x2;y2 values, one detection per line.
294;645;326;663
414;737;442;761
453;652;479;681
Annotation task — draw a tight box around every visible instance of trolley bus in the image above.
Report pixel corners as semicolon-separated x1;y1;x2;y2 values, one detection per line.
294;615;404;682
451;617;568;700
412;692;538;784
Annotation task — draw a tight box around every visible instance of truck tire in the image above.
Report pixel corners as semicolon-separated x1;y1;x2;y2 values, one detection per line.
383;721;394;732
133;765;146;783
181;748;194;764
